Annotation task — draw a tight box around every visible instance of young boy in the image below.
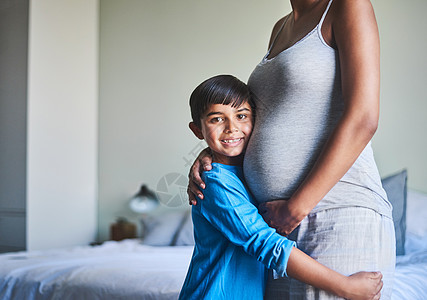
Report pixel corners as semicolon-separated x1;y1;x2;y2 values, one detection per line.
179;75;383;300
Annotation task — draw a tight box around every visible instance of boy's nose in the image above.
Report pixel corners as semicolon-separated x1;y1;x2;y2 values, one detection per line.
224;120;238;133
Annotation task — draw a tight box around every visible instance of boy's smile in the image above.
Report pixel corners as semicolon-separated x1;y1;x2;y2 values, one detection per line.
190;102;253;165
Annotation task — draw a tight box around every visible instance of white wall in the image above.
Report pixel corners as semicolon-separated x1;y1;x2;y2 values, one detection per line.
371;0;427;192
98;0;290;241
98;0;427;241
27;0;99;250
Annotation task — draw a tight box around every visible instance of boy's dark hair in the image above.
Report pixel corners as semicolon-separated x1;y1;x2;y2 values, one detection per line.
190;75;255;127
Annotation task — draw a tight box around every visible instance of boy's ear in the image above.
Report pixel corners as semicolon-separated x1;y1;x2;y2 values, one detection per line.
189;122;204;140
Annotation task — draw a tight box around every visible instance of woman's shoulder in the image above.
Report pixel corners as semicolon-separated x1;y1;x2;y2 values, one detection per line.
327;0;378;47
268;14;291;47
329;0;376;22
272;15;288;30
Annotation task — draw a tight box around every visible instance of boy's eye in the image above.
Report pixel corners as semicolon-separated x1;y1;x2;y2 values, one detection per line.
210;117;223;123
237;114;247;120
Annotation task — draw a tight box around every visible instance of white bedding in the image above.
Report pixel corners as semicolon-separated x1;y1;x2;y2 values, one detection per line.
392;233;427;300
391;189;427;300
0;241;193;300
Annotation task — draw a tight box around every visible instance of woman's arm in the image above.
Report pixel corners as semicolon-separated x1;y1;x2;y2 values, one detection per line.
260;0;381;235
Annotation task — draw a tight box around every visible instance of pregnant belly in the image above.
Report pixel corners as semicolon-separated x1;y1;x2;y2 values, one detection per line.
243;122;323;203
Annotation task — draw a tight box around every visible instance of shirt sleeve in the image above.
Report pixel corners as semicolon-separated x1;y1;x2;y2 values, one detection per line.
199;171;296;277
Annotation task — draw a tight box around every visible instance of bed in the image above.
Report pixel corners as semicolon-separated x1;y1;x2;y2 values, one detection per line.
0;242;192;300
1;171;426;299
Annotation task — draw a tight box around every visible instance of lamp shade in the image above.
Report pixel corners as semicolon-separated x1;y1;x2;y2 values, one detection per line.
129;185;159;213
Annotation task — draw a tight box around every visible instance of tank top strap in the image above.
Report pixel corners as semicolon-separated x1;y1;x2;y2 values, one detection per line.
263;14;290;60
318;0;333;29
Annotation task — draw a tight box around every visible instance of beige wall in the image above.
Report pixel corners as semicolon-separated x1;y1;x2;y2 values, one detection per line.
98;0;427;241
98;0;290;241
27;0;99;250
372;0;427;192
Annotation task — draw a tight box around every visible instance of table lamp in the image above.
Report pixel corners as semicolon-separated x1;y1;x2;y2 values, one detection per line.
129;184;159;238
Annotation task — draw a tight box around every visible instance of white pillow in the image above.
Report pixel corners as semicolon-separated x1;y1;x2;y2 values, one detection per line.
173;210;194;246
141;209;188;246
406;189;427;238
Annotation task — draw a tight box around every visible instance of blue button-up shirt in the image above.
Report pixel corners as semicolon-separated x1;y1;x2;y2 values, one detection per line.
179;163;295;299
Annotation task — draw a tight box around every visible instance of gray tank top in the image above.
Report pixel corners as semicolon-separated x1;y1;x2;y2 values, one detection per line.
244;0;392;217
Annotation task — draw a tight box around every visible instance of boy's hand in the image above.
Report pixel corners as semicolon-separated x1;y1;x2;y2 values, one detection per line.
343;271;383;300
259;200;305;236
187;148;213;205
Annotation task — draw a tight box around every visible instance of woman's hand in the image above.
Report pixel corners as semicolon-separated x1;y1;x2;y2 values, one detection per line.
258;200;307;236
187;148;213;205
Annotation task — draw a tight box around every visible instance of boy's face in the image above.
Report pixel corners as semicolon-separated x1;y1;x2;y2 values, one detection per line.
190;102;253;165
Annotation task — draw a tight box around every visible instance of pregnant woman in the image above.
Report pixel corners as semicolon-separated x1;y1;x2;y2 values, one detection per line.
188;0;395;298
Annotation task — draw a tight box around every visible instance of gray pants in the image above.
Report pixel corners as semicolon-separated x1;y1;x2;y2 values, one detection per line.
265;206;396;299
